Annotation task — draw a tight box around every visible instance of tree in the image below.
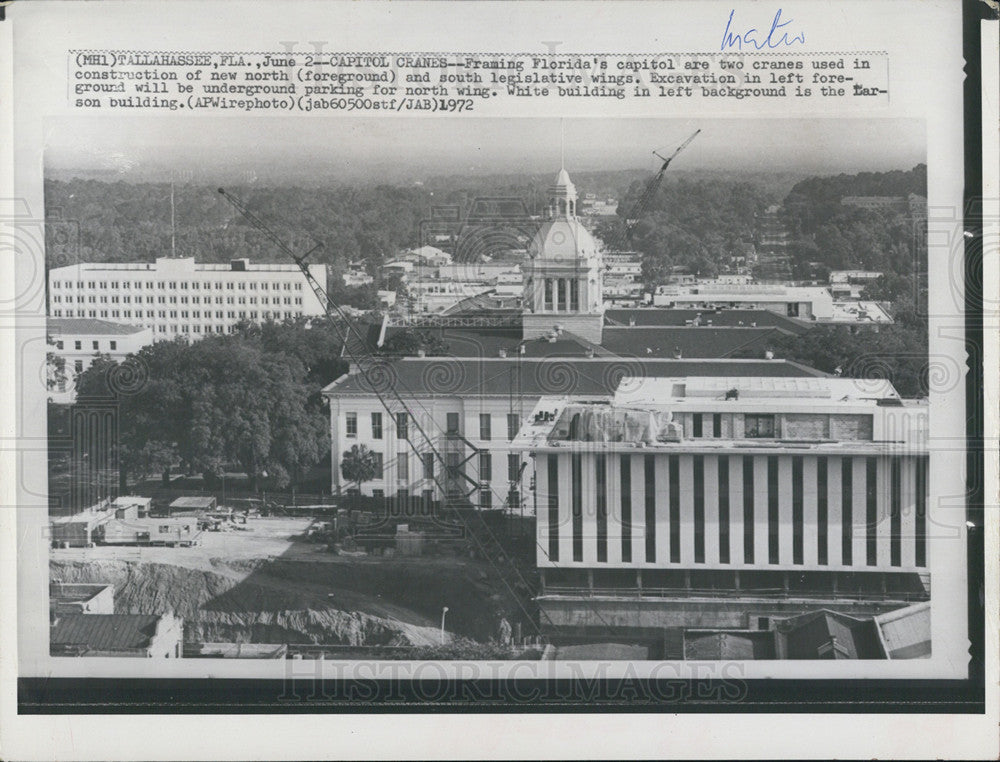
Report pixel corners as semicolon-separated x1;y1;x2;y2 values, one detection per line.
340;444;378;495
381;328;449;357
46;351;67;393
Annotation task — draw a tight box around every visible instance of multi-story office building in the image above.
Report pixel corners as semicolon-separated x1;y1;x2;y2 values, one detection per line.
48;256;326;340
513;375;930;649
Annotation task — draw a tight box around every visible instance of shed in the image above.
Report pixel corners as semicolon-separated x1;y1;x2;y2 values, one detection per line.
50;504;115;547
168;496;217;514
113;495;153;518
102;516;202;546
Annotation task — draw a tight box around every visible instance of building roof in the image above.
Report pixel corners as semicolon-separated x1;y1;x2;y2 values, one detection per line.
50;614;164;652
48;318;148;336
777;610;883;659
874;602;931;659
604;309;812;335
683;631;776;660
324;357;828;398
600;326;781;359
169;496;217;509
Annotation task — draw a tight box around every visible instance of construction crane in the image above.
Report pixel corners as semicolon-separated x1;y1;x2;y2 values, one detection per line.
216;187;546;633
605;128;701;255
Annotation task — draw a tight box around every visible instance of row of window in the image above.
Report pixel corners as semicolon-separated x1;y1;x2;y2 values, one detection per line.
51;308;305;321
52;295;302;306
344;412;521;440
52;280;303;292
55;339;118;351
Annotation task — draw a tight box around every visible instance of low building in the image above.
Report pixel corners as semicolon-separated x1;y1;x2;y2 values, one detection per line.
50;613;183;658
112;495;152;518
47;318;153;401
49;502;115;547
167;496;218;515
102;516;202;546
49;583;115;615
652;284;834;321
514;375;929;651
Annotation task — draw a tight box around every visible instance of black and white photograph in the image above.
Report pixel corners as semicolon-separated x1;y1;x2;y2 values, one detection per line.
2;0;994;758
42;116;936;662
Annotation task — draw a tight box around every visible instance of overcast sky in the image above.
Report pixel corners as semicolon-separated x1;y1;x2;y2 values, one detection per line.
45;117;925;183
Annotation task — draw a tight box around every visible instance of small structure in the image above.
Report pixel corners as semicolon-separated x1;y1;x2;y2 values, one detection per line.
873;601;931;659
49;502;115;547
102;516;202;546
112;495;152;518
49;583;115;615
50;613;183;658
167;495;217;515
774;609;883;659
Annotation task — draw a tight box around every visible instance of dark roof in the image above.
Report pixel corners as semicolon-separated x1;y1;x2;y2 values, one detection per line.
382;324;783;361
605;309;812;335
779;610;883;659
48;318;148;336
684;631;776;660
326;357;828;397
169;496;217;509
600;326;780;359
50;614;163;652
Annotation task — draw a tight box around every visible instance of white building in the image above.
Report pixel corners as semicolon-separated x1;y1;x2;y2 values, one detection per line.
514;375;930;645
652;283;834;320
48;256;327;340
321;357;831;509
47;318;153;400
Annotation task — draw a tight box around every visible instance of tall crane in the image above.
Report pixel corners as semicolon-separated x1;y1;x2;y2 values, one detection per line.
216;187;546;633
604;129;701;255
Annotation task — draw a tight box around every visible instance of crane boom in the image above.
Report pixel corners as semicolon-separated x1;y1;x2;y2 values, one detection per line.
607;129;700;254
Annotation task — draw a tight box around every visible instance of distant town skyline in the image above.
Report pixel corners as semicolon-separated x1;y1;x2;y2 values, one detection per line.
45;116;924;184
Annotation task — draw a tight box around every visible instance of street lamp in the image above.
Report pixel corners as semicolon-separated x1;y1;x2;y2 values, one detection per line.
440;606;449;644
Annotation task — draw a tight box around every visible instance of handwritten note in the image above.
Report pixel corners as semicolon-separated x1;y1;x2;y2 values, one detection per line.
721;8;806;52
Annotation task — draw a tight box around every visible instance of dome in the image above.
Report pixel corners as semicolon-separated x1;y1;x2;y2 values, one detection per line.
528;217;599;260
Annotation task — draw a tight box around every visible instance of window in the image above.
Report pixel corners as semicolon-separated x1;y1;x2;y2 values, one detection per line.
372;452;383;479
54;340;64;350
371;412;383;439
74;360;83;374
397;453;409;481
422;453;434;479
159;525;171;534
508;453;520;480
109;341;117;350
479;413;492;440
744;414;775;438
479;452;492;481
345;412;357;438
479;490;492;510
446;412;460;435
74;340;81;350
507;413;520;440
713;413;722;438
396;412;408;439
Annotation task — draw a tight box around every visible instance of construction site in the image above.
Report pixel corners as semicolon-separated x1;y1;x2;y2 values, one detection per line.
51;510;544;658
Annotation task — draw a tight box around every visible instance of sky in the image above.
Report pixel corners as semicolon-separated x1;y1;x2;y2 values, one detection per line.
44;116;925;184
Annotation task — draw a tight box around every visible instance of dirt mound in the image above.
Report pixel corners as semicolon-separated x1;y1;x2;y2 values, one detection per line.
50;559;444;646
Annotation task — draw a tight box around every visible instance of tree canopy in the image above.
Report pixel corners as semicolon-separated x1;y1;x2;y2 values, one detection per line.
74;319;346;488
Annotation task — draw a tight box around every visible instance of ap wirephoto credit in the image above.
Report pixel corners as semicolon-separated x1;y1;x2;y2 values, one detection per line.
42;116;937;663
